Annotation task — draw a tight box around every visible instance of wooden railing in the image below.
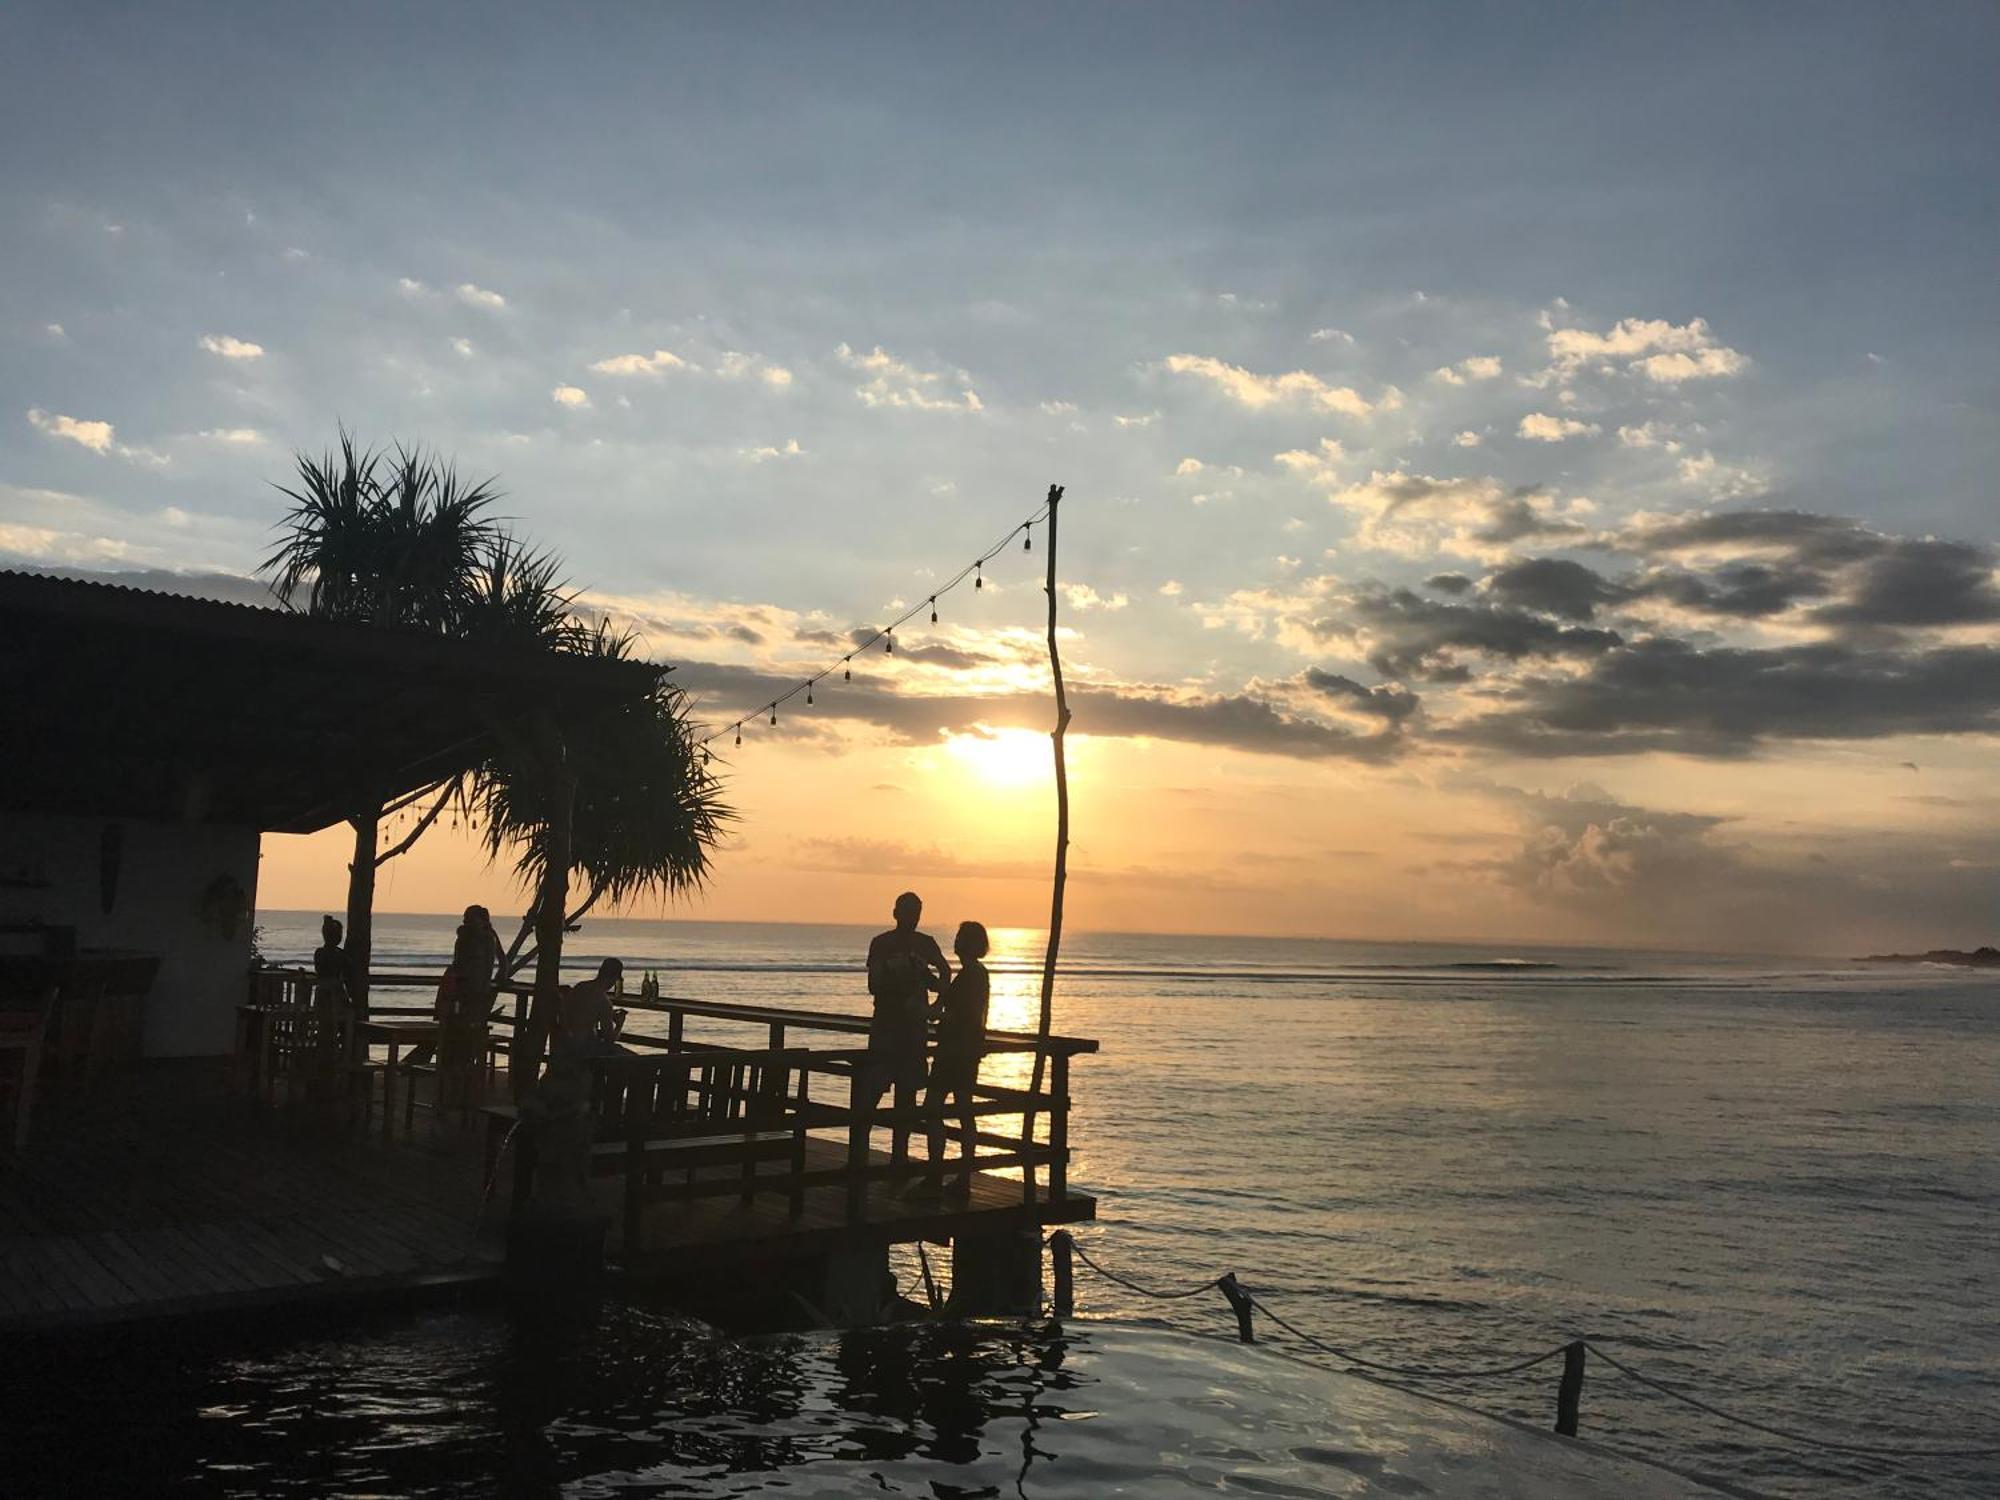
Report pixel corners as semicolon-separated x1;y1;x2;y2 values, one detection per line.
249;967;1096;1239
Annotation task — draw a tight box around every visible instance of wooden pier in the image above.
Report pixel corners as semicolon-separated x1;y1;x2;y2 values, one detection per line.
1;981;1096;1333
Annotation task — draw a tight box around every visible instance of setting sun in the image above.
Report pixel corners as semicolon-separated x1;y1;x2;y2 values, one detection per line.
943;727;1049;788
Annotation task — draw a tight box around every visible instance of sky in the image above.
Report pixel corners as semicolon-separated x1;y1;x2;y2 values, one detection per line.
3;4;1997;953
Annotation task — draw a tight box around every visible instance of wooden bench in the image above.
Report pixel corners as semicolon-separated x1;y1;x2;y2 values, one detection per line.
485;1047;812;1250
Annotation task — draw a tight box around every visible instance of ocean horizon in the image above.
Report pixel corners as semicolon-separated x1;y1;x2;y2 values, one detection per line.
258;910;2000;1497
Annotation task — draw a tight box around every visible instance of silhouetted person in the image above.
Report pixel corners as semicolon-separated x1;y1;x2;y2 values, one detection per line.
863;892;950;1166
409;904;505;1068
311;915;351;1009
925;921;990;1198
556;958;627;1057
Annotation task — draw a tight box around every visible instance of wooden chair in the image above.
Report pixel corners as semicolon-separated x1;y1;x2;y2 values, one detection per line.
258;1003;370;1125
44;975;109;1087
0;988;53;1159
402;1016;491;1132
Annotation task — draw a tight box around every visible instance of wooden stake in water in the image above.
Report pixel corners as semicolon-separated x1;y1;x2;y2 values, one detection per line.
1023;484;1069;1204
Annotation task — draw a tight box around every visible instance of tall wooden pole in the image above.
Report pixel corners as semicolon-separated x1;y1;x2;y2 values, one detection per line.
1024;483;1068;1200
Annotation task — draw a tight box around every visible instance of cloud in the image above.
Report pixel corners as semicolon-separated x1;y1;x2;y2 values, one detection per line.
197;427;264;445
456;282;507;310
1165;353;1397;417
396;277;427;296
1159;579;1184;597
1542;315;1746;384
1453;431;1483;447
1519;412;1601;442
741;438;803;463
28;408;115;453
1065;584;1129;612
1326;470;1593;560
1309;327;1355;345
717;351;793;388
1114;410;1159;428
1617;421;1685;451
1301;668;1419;722
550;385;590;407
450;337;475;358
590;348;690;376
834;343;982;413
1175;457;1204;476
673;658;1405;762
45;323;66;340
1274;438;1345;482
1343;586;1624;680
198;333;264;360
1432;355;1501;385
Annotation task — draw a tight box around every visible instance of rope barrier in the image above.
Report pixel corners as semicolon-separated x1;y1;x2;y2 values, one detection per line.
1581;1341;2000;1460
1052;1232;2000;1462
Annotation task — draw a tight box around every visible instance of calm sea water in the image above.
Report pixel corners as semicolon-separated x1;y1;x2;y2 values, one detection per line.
251;912;2000;1498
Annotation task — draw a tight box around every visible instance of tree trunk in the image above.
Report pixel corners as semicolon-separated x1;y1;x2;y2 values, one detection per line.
346;808;379;1019
516;722;575;1100
1024;485;1069;1196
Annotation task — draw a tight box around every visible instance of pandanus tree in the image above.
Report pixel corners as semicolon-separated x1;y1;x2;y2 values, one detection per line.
262;433;499;1010
468;595;731;1091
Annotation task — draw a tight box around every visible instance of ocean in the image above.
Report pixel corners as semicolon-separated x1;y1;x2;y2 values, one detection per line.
254;911;2000;1498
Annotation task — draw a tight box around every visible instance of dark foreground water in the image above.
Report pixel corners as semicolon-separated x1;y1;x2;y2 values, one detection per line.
244;914;1999;1497
5;1312;1729;1497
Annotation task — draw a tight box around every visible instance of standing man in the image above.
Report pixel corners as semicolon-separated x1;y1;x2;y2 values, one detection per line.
862;892;951;1169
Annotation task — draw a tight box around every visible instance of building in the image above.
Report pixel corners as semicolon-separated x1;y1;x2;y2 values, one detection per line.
0;569;655;1056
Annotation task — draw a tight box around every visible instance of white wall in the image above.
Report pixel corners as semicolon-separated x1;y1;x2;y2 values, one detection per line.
0;812;261;1057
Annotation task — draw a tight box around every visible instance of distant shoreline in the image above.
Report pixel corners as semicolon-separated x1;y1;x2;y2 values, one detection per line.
1854;947;2000;969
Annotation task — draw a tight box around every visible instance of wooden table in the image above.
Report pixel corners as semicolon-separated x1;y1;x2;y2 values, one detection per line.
361;1018;437;1141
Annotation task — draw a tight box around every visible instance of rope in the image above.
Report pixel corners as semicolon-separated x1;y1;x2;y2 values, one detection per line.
1252;1295;1571;1380
1056;1235;2000;1461
1064;1237;1220;1301
1583;1342;2000;1460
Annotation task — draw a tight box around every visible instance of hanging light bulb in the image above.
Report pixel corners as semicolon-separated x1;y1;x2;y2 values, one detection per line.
806;682;814;705
975;562;983;590
885;629;894;654
843;656;852;681
930;596;938;624
734;723;742;747
1024;524;1033;553
769;703;778;726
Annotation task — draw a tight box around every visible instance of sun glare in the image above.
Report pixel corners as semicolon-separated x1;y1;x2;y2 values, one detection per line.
945;728;1048;788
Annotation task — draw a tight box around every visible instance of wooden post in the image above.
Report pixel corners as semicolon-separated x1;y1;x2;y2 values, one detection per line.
1049;1051;1069;1199
345;808;379;1021
1555;1341;1586;1436
1022;483;1069;1204
1050;1230;1075;1317
517;722;575;1101
1218;1272;1255;1343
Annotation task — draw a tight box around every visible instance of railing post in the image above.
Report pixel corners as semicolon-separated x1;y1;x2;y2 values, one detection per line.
1049;1052;1069;1200
667;1008;684;1053
1555;1341;1586;1436
1050;1230;1074;1317
768;1020;784;1051
1218;1273;1255;1343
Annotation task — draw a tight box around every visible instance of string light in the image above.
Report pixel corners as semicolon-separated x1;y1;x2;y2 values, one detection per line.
695;490;1056;749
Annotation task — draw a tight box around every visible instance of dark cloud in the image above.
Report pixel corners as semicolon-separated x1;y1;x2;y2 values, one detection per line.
1347;586;1622;680
723;623;765;645
673;658;1404;762
893;641;996;670
1302;668;1419;722
1425;572;1474;595
1452;639;2000;757
794;627;843;646
1483;558;1620;621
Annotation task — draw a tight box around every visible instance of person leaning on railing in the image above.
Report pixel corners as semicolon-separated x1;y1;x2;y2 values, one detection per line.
924;920;990;1198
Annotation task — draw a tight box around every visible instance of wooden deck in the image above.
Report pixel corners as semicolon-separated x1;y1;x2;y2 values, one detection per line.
1;1056;1094;1332
0;1061;503;1334
612;1135;1095;1270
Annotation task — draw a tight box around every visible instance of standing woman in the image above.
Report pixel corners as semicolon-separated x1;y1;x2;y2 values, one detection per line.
438;904;503;1105
925;921;990;1198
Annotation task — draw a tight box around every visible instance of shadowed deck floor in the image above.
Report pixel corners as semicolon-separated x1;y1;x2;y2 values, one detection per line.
1;1062;1093;1331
